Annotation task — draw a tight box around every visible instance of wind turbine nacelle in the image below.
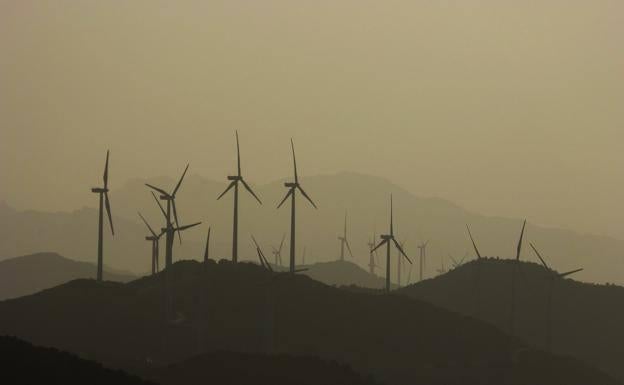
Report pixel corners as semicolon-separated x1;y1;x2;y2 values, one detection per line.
227;175;241;181
284;182;297;188
91;187;107;193
381;235;392;240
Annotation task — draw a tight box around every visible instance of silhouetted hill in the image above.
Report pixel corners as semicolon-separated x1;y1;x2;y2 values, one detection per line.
0;252;136;300
0;260;618;385
294;260;387;289
3;172;624;285
1;336;154;385
147;351;378;385
400;258;624;382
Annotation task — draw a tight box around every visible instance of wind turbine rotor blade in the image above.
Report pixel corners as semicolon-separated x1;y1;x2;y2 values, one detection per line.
256;248;266;268
466;224;482;259
177;222;202;232
251;234;262;249
277;189;293;209
138;211;157;237
279;234;285;253
559;268;583;278
204;227;211;261
516;219;527;261
393;238;412;264
236;131;241;177
529;242;550;270
217;181;236;200
390;194;394;236
263;254;274;272
172;199;182;243
346;240;354;258
151;192;167;219
146;183;170;197
291;138;298;183
241;179;262;205
104;192;114;235
103;150;110;188
297;185;317;209
371;239;388;253
172;163;189;196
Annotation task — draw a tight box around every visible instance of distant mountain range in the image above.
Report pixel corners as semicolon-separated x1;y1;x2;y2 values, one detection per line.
0;260;619;385
400;258;624;382
2;172;623;285
298;260;388;289
0;252;135;300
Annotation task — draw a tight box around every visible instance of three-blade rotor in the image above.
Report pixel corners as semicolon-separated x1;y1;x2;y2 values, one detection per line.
530;242;583;279
145;164;189;243
371;194;411;264
217;131;262;205
277;139;317;210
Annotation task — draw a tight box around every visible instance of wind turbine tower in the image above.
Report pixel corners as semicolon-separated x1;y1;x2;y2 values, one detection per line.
277;139;317;274
338;211;354;261
217;131;262;263
91;150;114;282
138;212;164;275
371;195;412;292
145;164;190;269
530;243;582;352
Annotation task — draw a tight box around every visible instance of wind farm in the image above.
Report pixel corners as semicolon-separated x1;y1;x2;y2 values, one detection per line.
2;2;623;385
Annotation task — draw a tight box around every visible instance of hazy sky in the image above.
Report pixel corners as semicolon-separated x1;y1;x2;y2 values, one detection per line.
1;1;622;238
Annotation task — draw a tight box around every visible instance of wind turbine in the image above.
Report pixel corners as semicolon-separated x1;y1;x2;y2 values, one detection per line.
138;212;164;275
371;195;412;292
91;150;114;282
367;232;378;275
277;139;317;274
436;256;447;275
338;211;354;261
145;164;190;269
252;235;273;271
530;243;582;352
217;131;262;264
449;254;466;269
509;219;527;338
272;234;286;267
466;224;484;318
417;241;429;281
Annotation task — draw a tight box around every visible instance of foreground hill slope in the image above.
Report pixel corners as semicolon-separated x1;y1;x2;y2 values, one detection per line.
400;258;624;382
1;336;154;385
0;252;136;300
147;351;379;385
0;260;618;385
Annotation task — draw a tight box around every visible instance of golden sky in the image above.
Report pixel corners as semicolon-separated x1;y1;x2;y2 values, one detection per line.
1;1;622;238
